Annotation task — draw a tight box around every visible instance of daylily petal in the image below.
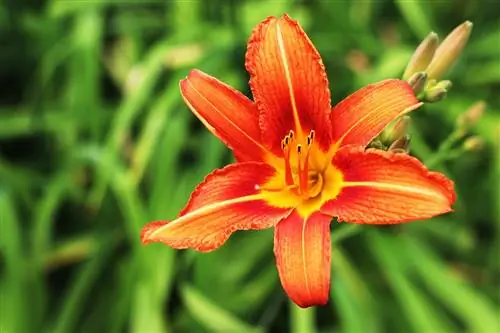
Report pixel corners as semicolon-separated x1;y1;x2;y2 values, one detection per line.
321;146;456;223
141;162;292;251
245;14;332;154
180;69;269;162
331;80;421;147
274;210;332;308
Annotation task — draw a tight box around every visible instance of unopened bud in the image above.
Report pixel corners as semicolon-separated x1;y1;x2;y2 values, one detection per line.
424;80;452;102
463;136;484;151
424;89;447;102
435;80;453;90
456;101;485;130
403;32;439;80
426;21;473;80
382;116;411;143
389;135;411;153
407;72;428;94
368;139;385;150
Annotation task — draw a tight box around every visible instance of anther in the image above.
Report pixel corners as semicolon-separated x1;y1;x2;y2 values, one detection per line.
297;144;302;154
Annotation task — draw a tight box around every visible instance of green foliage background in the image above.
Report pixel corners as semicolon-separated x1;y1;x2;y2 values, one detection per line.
1;0;499;332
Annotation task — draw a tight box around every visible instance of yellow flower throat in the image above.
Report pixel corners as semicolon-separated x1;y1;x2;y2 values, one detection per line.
260;129;343;217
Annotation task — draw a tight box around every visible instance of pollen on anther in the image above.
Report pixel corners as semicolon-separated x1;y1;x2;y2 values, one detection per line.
297;144;302;153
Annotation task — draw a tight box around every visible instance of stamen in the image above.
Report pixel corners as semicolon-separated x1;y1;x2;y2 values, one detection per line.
299;130;315;197
280;129;316;196
282;135;294;186
296;144;307;195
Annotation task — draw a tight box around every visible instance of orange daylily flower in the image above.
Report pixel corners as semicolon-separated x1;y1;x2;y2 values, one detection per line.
141;15;456;308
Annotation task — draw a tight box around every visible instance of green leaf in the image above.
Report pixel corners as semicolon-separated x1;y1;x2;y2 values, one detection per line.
332;247;380;333
181;284;262;333
395;0;433;38
368;231;453;333
406;237;498;332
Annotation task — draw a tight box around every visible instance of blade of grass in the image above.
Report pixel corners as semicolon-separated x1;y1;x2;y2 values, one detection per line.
69;8;103;139
464;61;500;85
129;83;179;185
238;263;278;310
395;0;433;38
0;110;69;139
368;231;452;333
50;234;119;333
101;142;176;332
332;274;368;333
468;26;500;58
87;38;177;208
332;246;380;333
43;235;97;270
0;190;29;333
108;257;135;333
32;172;71;266
406;236;498;332
181;284;263;333
331;223;361;243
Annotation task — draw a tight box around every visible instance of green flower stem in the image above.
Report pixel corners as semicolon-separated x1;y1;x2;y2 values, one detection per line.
425;129;465;166
290;301;317;333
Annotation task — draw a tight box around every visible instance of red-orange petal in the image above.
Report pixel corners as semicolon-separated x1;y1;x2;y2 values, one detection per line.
180;69;269;162
321;146;456;224
245;15;332;154
274;210;332;308
141;162;292;251
331;80;421;147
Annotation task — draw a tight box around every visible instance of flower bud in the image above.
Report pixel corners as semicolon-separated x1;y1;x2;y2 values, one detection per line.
381;116;411;143
403;32;439;80
456;101;485;130
436;80;453;90
426;21;473;80
424;80;452;102
368;139;385;150
389;135;411;153
407;72;428;94
463;136;484;151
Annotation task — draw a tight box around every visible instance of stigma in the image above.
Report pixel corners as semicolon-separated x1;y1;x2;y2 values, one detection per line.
281;129;319;199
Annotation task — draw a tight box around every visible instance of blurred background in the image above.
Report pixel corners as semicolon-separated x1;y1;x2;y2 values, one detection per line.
1;0;499;332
